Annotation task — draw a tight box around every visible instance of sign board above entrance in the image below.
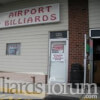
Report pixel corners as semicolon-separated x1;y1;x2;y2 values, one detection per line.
0;4;60;28
90;30;100;38
50;31;67;39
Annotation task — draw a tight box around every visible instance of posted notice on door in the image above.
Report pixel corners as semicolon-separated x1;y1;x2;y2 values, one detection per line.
51;44;65;62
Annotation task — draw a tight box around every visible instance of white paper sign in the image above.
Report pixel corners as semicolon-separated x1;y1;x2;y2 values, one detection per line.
51;53;64;62
0;4;60;28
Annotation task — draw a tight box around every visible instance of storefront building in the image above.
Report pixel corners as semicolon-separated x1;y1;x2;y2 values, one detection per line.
0;0;99;85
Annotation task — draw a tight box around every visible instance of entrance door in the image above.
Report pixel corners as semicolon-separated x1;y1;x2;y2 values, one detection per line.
49;40;68;83
93;39;100;86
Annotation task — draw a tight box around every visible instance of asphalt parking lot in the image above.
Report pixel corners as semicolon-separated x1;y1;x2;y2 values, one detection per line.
0;86;100;100
0;93;80;100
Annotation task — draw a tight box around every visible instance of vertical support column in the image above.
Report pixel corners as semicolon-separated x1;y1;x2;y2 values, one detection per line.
68;0;89;82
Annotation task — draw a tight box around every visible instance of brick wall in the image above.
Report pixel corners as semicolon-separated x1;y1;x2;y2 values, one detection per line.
68;0;89;81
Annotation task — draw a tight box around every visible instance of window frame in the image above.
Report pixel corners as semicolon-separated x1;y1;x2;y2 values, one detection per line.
6;43;21;56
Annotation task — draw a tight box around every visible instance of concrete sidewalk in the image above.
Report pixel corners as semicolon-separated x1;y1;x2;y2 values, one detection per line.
0;93;42;99
0;88;100;99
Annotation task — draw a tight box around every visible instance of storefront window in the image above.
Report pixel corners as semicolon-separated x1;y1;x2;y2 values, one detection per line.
6;43;21;55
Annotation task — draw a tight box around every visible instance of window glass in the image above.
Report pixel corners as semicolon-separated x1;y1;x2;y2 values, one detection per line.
6;43;21;55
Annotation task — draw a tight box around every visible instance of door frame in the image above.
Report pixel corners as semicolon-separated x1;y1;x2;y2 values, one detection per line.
48;38;69;83
92;39;100;85
89;29;100;84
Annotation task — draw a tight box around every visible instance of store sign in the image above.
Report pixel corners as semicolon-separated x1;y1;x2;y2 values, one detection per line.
51;44;64;62
90;30;100;38
50;31;67;39
51;53;64;62
0;4;60;28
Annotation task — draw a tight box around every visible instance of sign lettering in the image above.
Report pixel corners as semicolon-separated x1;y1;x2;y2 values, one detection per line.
0;4;60;28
